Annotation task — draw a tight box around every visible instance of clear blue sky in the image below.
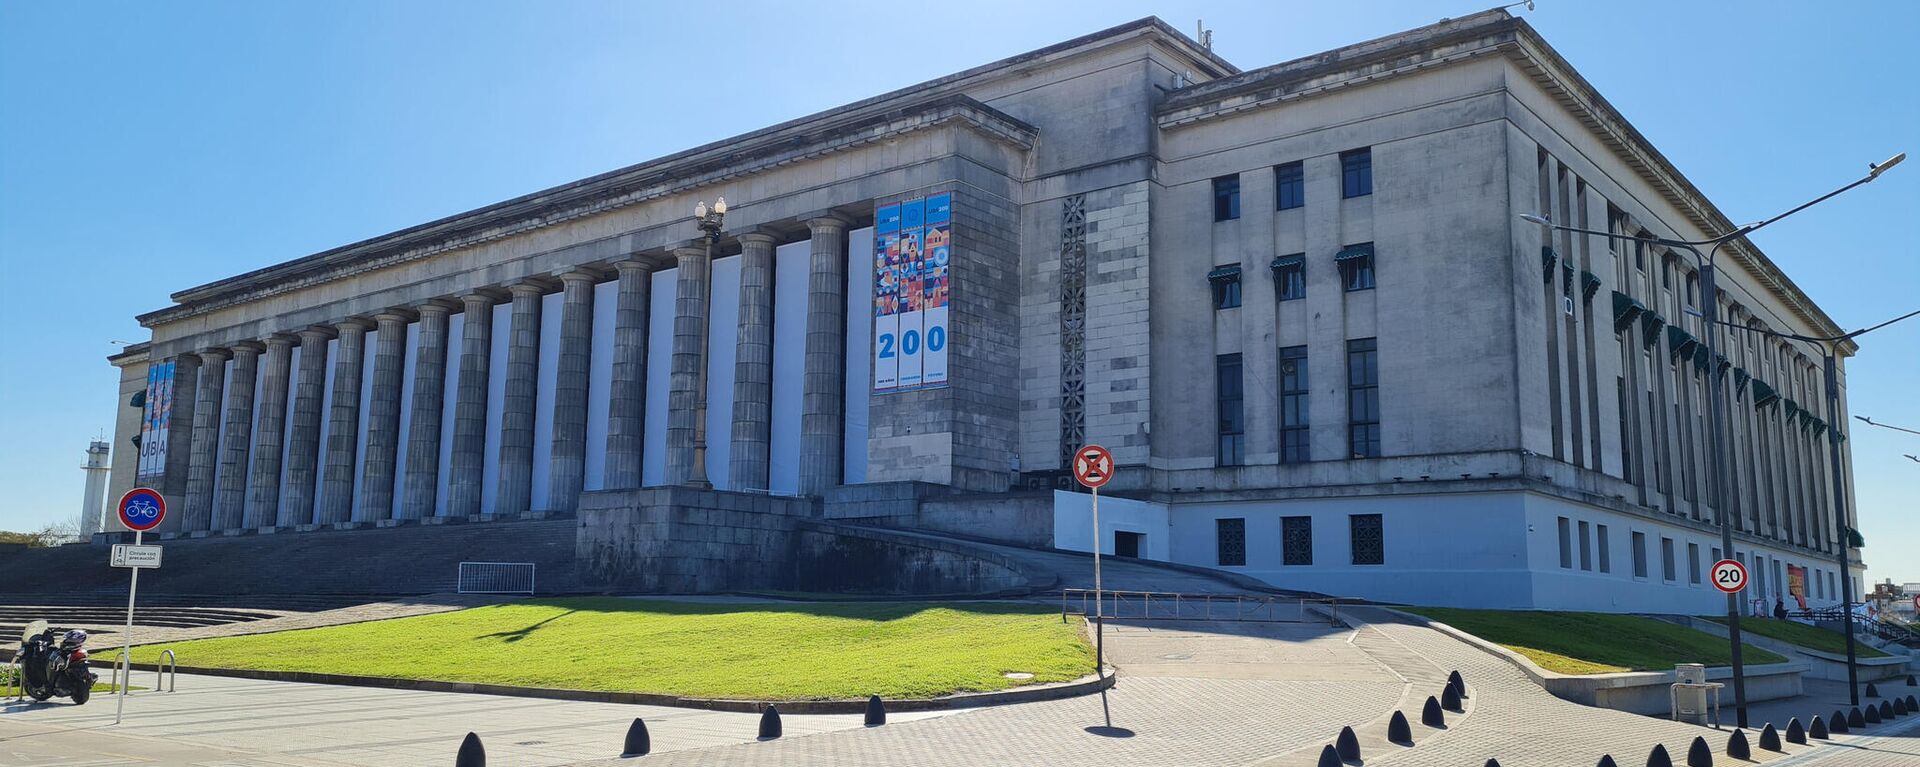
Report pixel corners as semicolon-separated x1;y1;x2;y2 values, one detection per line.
2;1;1913;583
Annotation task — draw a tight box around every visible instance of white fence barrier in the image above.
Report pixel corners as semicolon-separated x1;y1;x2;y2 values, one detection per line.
457;562;536;595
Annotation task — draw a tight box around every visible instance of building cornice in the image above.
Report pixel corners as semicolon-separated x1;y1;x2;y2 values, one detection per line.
1154;10;1848;346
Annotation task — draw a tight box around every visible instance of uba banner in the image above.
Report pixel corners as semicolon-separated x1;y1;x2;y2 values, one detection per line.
872;192;951;393
137;360;176;479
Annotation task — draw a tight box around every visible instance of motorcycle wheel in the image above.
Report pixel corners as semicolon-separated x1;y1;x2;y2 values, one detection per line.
71;685;90;705
25;680;54;702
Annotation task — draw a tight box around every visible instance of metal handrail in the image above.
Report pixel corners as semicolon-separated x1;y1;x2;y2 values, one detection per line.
4;656;19;700
157;649;176;692
1060;588;1343;625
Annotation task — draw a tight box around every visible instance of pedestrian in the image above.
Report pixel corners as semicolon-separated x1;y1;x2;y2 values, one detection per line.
1773;598;1788;620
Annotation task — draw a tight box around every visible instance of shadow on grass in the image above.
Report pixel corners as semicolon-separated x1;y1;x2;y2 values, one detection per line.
516;596;1061;625
479;609;579;642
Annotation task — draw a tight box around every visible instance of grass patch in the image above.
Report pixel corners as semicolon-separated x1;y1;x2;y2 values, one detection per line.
0;667;139;694
1707;617;1887;657
1403;607;1786;675
130;598;1093;700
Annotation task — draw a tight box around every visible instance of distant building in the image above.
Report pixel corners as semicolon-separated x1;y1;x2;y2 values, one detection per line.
80;440;111;534
103;10;1868;610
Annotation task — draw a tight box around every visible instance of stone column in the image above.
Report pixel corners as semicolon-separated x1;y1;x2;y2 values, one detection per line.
159;354;201;517
358;311;414;520
319;318;372;524
603;259;652;489
665;243;712;487
182;348;229;531
401;300;455;519
212;342;261;530
496;282;547;514
547;271;597;511
446;290;502;517
730;231;777;491
245;334;294;528
798;214;851;496
280;326;333;526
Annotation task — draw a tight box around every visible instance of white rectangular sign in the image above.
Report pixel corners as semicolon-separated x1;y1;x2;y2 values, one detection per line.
110;544;163;569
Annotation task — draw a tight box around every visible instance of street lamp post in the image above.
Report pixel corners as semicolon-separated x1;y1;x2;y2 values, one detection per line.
1521;151;1904;728
690;197;728;487
1703;308;1920;707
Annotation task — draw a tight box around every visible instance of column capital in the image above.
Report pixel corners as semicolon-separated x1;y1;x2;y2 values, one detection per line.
736;229;781;248
671;242;708;261
412;298;460;317
229;340;265;356
261;333;296;349
372;309;418;325
459;287;510;306
297;325;337;342
333;317;377;334
194;347;233;363
554;269;602;286
612;257;655;277
804;211;855;232
508;277;556;297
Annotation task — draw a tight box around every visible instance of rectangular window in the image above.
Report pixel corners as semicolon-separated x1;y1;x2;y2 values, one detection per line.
1282;516;1313;566
1216;518;1246;566
1274;161;1305;210
1558;517;1573;569
1114;531;1142;559
1280;346;1310;463
1350;513;1384;565
1597;524;1611;573
1347;338;1381;458
1339;243;1376;291
1688;542;1701;584
1213;174;1241;222
1661;537;1677;581
1217;353;1245;466
1578;521;1592;571
1632;531;1648;578
1617;376;1635;483
1712;547;1721;566
1211;268;1242;309
1274;255;1306;301
1341;148;1372;198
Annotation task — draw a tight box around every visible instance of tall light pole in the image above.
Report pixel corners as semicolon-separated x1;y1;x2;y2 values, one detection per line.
1522;151;1904;727
1702;308;1920;706
691;197;727;487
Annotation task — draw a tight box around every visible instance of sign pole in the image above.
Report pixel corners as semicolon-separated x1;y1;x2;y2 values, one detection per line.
116;528;139;725
1091;483;1109;728
109;486;165;726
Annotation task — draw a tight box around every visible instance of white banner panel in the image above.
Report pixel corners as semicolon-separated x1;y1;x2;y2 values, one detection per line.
897;310;924;389
873;313;900;391
922;305;949;386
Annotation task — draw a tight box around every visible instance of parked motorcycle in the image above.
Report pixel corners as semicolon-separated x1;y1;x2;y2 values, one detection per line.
15;620;99;704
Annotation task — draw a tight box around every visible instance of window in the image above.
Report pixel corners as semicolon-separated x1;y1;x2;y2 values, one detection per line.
1688;543;1701;584
1338;243;1376;291
1347;338;1381;458
1216;518;1246;566
1210;266;1242;309
1350;514;1384;565
1662;537;1677;581
1282;516;1313;565
1280;346;1310;463
1114;531;1143;559
1213;174;1241;221
1578;521;1592;571
1341;148;1372;198
1617;377;1635;484
1558;517;1573;569
1712;547;1721;566
1273;254;1306;301
1632;531;1648;577
1275;161;1305;210
1217;354;1245;466
1597;524;1611;573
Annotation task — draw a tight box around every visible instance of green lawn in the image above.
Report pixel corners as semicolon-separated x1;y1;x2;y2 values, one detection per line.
130;598;1093;700
1707;617;1887;657
1402;607;1786;675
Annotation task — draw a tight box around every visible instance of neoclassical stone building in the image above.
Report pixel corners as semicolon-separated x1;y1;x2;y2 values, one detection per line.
106;10;1867;610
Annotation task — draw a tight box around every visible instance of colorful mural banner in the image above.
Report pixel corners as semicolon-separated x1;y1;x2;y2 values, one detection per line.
1787;564;1807;609
872;192;952;393
137;360;176;478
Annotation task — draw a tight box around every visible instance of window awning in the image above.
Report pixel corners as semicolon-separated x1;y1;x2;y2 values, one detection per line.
1207;264;1242;282
1335;243;1374;262
1581;271;1603;302
1270;254;1304;270
1751;380;1779;408
1734;367;1750;391
1783;399;1801;423
1667;326;1697;358
1540;245;1558;280
1691;345;1711;371
1640;311;1666;348
1612;291;1645;332
1714;353;1731;378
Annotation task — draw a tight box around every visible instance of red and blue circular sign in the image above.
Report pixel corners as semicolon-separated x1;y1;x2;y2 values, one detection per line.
117;487;167;532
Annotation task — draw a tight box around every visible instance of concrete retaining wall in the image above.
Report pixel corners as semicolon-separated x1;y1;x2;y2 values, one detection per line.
1555;663;1806;715
794;522;1040;595
1662;615;1916;682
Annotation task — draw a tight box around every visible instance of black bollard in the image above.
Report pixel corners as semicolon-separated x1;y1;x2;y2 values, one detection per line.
1907;674;1916;686
1850;707;1867;727
1486;760;1501;767
1316;744;1342;767
1725;730;1750;761
1809;716;1828;740
1442;684;1464;713
1865;704;1881;724
1598;755;1619;767
1909;695;1919;711
1336;726;1361;762
621;718;651;757
759;705;783;739
1895;697;1908;716
1785;718;1805;745
1866;682;1879;698
865;695;886;726
456;732;486;767
1646;743;1673;767
1879;701;1894;720
1831;710;1849;733
1387;711;1413;745
1449;669;1469;698
1758;724;1781;752
1422;695;1445;727
1686;736;1712;767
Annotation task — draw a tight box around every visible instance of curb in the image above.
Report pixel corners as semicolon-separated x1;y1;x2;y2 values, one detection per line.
106;661;1117;714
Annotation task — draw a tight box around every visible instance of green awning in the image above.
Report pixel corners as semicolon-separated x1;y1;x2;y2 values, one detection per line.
1751;380;1779;407
1734;367;1750;391
129;390;146;408
1270;254;1304;270
1612;291;1645;332
1540;245;1557;281
1207;264;1242;282
1692;345;1711;371
1784;400;1801;423
1714;353;1731;378
1335;243;1374;262
1810;420;1827;438
1640;311;1666;348
1667;326;1697;358
1581;271;1603;301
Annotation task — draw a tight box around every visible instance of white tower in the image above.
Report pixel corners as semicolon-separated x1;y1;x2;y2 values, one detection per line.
80;440;111;534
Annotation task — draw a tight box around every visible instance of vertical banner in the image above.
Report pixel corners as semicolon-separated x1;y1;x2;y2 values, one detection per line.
1787;564;1807;609
872;203;902;391
137;361;176;479
896;198;926;389
921;193;952;386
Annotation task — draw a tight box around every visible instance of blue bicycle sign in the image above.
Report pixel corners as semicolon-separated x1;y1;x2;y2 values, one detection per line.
116;487;167;532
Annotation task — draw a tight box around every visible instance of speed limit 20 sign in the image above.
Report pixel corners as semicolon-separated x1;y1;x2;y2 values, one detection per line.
1710;559;1749;594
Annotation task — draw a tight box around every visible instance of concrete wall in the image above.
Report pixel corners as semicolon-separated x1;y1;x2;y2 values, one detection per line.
576;486;811;593
793;523;1035;595
1052;489;1170;560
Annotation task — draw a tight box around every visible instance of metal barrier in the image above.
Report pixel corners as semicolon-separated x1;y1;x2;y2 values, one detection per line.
112;650;131;693
457;561;537;595
156;649;177;692
1060;589;1344;625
